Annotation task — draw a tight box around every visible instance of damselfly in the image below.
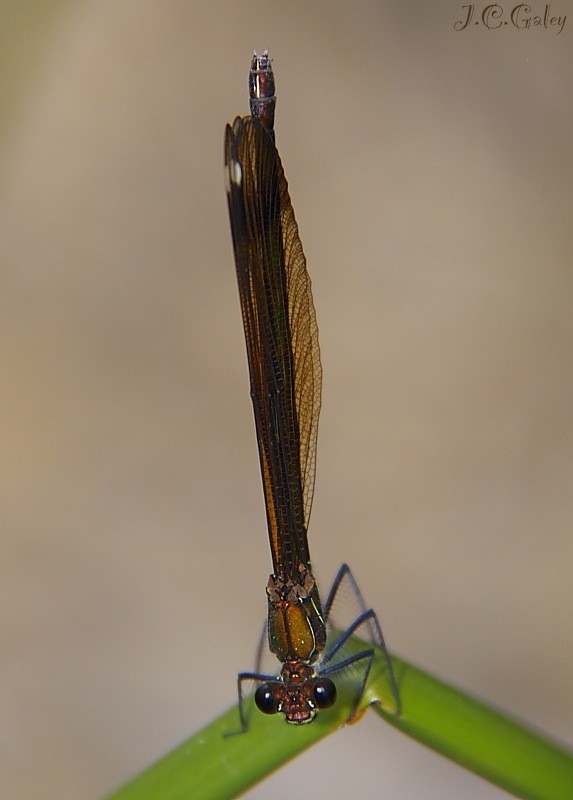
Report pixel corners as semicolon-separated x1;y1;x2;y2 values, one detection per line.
224;50;400;730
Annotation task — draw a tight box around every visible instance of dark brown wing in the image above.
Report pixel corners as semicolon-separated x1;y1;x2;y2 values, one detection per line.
224;116;321;576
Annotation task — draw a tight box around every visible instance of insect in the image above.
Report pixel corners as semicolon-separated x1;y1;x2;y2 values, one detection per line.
224;51;399;729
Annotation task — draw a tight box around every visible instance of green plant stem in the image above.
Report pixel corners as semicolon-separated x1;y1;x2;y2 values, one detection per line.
376;655;573;800
104;644;573;800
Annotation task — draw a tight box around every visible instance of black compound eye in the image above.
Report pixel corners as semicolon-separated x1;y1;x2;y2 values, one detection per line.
254;683;279;715
313;677;337;709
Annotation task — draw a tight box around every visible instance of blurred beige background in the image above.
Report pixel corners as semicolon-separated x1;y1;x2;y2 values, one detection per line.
1;1;572;799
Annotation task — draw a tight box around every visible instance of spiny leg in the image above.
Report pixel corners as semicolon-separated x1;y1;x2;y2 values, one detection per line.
322;564;401;715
